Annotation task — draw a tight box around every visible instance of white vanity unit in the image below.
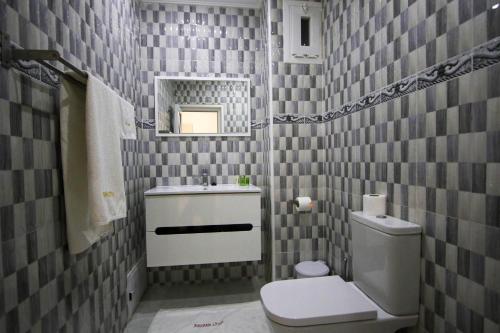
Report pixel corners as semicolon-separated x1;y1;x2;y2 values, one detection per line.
145;184;262;267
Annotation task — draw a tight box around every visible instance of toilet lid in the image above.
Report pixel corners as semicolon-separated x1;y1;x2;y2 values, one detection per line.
260;276;377;327
295;261;329;276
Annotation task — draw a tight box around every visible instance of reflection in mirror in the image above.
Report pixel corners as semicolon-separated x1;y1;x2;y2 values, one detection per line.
155;77;251;137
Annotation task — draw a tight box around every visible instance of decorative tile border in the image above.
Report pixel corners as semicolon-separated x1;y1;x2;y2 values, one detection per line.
472;37;500;70
0;42;61;87
137;118;155;129
416;54;472;90
303;114;323;124
273;113;304;124
379;76;417;103
279;36;500;125
251;119;269;129
12;60;42;80
40;65;60;87
5;36;500;127
353;92;382;113
271;113;326;125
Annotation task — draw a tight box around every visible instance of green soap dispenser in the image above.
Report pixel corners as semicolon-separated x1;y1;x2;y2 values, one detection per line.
238;175;250;186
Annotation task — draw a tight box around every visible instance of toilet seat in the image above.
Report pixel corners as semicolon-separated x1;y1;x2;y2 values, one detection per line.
260;276;377;327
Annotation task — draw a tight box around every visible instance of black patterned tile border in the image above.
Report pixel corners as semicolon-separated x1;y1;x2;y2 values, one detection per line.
269;37;500;125
251;119;269;129
6;37;500;127
14;60;64;88
416;54;472;90
40;65;60;87
303;114;323;124
313;37;500;126
137;118;155;129
273;113;304;124
322;109;337;122
2;42;61;87
321;104;350;122
380;76;417;103
11;59;41;81
472;36;500;70
352;91;382;113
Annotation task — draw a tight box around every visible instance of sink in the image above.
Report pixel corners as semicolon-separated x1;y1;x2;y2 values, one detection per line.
144;183;262;266
161;185;207;191
144;184;261;196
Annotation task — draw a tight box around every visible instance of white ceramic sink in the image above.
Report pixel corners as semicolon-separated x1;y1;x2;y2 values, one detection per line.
144;184;261;196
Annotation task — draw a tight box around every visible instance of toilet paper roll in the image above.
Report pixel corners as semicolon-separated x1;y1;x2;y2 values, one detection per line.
294;197;313;212
363;194;386;216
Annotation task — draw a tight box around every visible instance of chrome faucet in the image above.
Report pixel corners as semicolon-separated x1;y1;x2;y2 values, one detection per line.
201;169;209;187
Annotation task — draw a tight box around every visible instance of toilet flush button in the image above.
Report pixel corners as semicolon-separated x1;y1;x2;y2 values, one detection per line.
376;215;397;227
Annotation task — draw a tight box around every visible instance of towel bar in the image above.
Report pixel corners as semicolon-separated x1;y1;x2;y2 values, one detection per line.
1;32;87;84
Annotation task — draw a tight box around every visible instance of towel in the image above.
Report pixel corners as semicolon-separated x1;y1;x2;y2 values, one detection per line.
85;74;127;226
60;74;113;254
119;97;137;139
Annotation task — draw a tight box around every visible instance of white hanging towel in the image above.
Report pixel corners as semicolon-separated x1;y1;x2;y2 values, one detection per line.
119;97;137;139
85;74;127;226
60;74;113;254
60;73;128;254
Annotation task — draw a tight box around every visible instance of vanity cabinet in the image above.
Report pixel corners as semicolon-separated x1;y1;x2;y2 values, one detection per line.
145;185;261;267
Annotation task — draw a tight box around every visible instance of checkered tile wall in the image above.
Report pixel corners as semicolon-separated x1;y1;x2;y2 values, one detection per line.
0;0;144;332
272;122;327;279
323;0;500;331
2;0;498;332
139;2;273;286
270;0;324;115
269;0;327;280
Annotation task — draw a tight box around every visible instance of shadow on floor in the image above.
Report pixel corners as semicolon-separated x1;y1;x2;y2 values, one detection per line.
125;278;266;332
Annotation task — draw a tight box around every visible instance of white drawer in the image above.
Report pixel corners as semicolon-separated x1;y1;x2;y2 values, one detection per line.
145;193;260;231
146;227;261;267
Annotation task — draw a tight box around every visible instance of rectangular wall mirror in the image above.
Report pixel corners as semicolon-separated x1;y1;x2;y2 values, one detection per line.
154;77;251;137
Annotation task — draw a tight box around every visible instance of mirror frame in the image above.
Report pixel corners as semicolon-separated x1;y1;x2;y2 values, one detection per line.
154;76;252;137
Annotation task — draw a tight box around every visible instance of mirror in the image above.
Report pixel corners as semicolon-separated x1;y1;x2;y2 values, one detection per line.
155;77;251;137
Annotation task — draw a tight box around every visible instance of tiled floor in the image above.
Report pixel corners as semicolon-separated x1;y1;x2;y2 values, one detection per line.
125;279;266;333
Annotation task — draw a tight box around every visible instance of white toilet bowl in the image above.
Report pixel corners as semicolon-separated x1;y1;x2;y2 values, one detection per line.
260;276;417;333
260;212;422;333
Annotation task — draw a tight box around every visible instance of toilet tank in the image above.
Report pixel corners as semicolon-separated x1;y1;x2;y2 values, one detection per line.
350;211;421;316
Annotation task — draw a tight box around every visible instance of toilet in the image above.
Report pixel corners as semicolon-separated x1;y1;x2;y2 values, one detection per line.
260;211;422;333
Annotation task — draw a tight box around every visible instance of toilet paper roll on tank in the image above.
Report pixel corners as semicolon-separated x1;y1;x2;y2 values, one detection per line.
362;194;386;216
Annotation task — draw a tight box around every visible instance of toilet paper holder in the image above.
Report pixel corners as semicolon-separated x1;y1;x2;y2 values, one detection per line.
293;199;314;207
293;197;314;212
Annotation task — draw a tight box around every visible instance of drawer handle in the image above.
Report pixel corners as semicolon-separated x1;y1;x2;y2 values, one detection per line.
155;223;253;235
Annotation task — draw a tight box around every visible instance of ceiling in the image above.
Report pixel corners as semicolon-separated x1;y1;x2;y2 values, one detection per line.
141;0;263;9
